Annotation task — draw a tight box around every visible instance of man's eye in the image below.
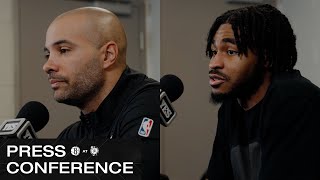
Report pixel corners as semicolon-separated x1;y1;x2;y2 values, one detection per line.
60;48;70;54
44;52;50;59
227;50;239;56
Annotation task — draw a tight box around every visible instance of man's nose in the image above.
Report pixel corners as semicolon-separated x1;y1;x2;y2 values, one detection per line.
43;55;58;74
209;52;224;70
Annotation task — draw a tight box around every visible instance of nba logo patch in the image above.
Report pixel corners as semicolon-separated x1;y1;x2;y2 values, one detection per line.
138;117;154;137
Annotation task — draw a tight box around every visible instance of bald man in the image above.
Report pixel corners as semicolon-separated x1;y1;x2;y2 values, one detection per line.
43;7;159;140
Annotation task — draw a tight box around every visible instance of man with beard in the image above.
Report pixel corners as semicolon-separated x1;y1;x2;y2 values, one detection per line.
205;4;320;180
43;7;159;141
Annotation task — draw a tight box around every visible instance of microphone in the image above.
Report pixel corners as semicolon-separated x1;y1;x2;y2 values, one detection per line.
0;101;49;139
160;74;184;127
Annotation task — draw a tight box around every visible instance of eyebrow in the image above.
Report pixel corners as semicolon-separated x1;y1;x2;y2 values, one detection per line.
43;39;75;52
212;38;237;47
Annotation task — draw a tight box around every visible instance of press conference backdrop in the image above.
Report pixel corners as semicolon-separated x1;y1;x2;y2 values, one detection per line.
278;0;320;87
0;0;18;123
17;0;147;138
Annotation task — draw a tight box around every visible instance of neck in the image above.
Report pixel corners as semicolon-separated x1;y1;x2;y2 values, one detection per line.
81;65;126;114
238;71;271;111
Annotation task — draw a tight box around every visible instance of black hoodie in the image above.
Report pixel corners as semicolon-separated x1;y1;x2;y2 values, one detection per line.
207;70;320;180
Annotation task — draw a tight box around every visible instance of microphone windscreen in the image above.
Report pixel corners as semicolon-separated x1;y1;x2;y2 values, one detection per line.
160;74;184;102
16;101;49;132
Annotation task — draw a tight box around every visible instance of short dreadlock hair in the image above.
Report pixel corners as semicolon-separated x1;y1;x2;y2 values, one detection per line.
206;4;297;74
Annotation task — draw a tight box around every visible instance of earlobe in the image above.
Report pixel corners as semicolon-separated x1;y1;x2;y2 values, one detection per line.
264;60;271;68
263;51;272;68
103;41;118;69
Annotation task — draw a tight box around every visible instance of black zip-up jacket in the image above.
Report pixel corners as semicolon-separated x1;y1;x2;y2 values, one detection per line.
57;66;159;179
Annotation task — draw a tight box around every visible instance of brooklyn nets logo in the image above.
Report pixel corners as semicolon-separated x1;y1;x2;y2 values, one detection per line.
71;146;80;156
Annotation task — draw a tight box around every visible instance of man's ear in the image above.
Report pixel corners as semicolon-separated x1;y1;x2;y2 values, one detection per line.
101;41;118;69
264;60;272;69
262;50;272;69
